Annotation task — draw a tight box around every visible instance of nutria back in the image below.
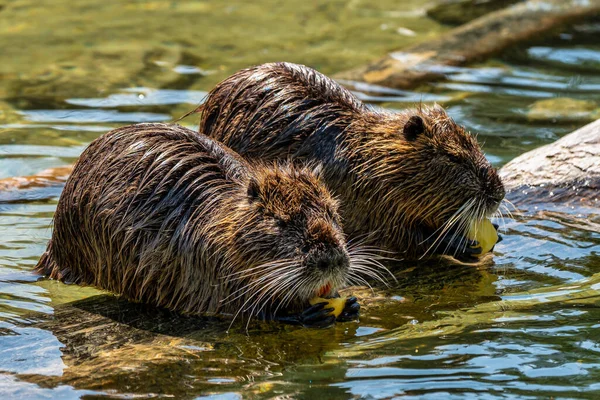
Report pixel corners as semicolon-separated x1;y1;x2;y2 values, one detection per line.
198;62;505;259
200;62;364;161
36;123;356;321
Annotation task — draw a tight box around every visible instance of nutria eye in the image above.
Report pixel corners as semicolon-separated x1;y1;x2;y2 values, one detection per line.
311;163;324;178
247;179;260;201
447;153;461;163
403;115;424;141
325;208;335;220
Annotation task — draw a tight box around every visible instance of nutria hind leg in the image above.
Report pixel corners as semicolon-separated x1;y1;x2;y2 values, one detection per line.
275;302;337;328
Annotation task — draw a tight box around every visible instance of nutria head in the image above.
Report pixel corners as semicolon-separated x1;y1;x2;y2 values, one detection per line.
220;162;357;318
348;104;505;253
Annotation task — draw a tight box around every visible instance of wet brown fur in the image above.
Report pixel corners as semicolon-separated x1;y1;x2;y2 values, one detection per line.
35;123;353;320
197;62;505;258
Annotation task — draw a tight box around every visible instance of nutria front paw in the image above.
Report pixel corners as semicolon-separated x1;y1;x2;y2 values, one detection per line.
276;302;336;328
491;222;504;250
298;302;337;328
336;296;360;322
442;223;503;262
436;232;482;262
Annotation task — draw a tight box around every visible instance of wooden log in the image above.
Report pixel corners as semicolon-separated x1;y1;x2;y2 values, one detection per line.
336;0;600;89
500;119;600;207
427;0;523;26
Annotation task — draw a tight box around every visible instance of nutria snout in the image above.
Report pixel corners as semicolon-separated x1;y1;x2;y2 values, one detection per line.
196;62;506;260
35;123;379;326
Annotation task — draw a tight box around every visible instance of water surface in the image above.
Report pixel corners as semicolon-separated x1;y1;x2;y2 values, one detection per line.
1;2;600;398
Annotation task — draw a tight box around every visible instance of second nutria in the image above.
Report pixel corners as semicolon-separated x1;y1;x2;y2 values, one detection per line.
35;123;371;327
196;62;505;260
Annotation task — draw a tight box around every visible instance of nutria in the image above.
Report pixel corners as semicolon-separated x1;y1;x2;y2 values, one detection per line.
195;62;505;260
35;123;375;327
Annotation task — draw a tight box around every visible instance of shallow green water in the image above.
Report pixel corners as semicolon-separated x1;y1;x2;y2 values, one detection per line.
1;1;600;399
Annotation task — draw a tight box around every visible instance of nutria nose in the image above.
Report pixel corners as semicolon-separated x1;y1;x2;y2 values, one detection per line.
310;248;349;273
315;249;349;270
305;217;348;271
493;181;506;203
481;165;505;206
489;172;506;204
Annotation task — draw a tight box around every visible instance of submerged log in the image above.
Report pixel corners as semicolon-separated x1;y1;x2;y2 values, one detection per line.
336;0;600;89
0;166;73;192
500;119;600;207
0;166;73;202
427;0;523;26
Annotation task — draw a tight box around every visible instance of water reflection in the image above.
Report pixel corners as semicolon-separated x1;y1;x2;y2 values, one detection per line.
67;88;208;108
19;109;170;124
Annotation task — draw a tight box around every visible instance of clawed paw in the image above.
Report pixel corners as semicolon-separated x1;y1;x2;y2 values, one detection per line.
275;302;335;328
336;296;360;322
275;295;360;328
298;302;337;328
436;232;482;263
492;222;504;245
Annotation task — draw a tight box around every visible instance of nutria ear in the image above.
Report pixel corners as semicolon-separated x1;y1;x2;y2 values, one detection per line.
247;178;260;201
403;115;424;141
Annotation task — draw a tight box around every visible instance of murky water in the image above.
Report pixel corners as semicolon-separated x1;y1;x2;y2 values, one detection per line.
1;1;600;398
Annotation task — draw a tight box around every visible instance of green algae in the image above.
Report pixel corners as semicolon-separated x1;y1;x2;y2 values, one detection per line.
0;0;446;106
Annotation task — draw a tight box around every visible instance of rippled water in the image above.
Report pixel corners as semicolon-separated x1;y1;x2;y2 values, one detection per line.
1;3;600;398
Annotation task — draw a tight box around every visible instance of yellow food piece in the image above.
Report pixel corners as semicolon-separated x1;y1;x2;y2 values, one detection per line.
309;296;346;317
255;382;274;394
468;219;498;256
